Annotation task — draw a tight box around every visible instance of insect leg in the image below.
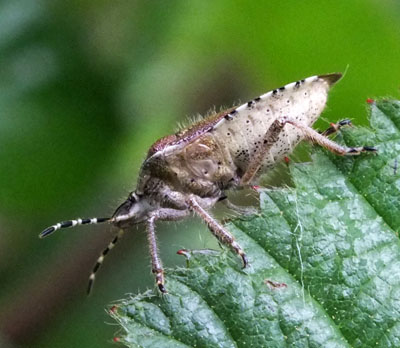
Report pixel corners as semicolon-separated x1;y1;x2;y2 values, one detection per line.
146;215;166;293
187;196;248;267
240;118;286;185
321;119;352;136
87;229;124;295
286;119;377;156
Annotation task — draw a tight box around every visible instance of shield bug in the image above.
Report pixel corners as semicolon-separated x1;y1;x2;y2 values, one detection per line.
40;73;376;293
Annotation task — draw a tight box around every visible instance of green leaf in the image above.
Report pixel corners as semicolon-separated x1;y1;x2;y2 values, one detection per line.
111;100;400;348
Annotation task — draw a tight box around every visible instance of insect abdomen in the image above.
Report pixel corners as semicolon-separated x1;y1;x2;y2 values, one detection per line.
213;74;338;177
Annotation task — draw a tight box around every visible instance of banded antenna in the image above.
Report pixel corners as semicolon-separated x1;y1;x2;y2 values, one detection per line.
87;229;124;295
39;216;121;294
39;217;111;238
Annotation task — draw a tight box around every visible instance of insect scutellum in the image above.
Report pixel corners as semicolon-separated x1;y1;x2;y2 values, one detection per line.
40;72;377;294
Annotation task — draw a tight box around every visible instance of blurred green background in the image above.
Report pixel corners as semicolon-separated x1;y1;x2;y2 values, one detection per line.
1;1;400;347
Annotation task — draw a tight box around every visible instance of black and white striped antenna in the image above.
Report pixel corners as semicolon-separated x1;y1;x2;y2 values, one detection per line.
39;217;111;238
39;216;124;294
87;229;124;295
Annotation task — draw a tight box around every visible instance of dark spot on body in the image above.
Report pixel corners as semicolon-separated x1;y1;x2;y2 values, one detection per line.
295;81;300;88
225;114;233;121
254;97;261;102
279;86;285;91
272;89;278;95
247;101;254;107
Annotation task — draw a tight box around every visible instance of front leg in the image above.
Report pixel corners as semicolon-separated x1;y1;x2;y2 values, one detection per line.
187;196;248;267
146;209;189;293
146;215;166;293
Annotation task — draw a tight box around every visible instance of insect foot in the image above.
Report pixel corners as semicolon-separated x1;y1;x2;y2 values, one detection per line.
153;268;166;293
347;146;378;155
321;119;353;136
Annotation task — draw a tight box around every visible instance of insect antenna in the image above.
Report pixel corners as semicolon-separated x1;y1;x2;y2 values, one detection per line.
87;229;124;295
39;217;111;238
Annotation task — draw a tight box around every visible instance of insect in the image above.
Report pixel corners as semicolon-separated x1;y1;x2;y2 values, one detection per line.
40;73;376;293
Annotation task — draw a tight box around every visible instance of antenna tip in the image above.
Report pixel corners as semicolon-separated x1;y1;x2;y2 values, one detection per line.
39;226;55;238
86;273;95;295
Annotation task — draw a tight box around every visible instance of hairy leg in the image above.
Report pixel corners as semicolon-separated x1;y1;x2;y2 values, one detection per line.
186;196;248;267
146;215;166;293
286;119;376;155
239;116;375;188
240;118;286;186
146;208;189;293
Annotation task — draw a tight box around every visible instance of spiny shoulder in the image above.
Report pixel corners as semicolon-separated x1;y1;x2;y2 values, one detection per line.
147;106;236;158
147;73;342;158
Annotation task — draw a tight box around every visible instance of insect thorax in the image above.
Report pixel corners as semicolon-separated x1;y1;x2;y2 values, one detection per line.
137;133;237;203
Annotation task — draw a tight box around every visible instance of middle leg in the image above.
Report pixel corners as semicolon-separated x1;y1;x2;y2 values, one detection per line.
187;196;248;267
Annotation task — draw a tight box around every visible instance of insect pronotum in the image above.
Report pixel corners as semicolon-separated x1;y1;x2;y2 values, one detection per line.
40;73;376;293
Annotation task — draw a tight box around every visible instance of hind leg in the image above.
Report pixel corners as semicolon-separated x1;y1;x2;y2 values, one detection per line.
320;119;352;136
240;118;287;186
285;119;376;156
